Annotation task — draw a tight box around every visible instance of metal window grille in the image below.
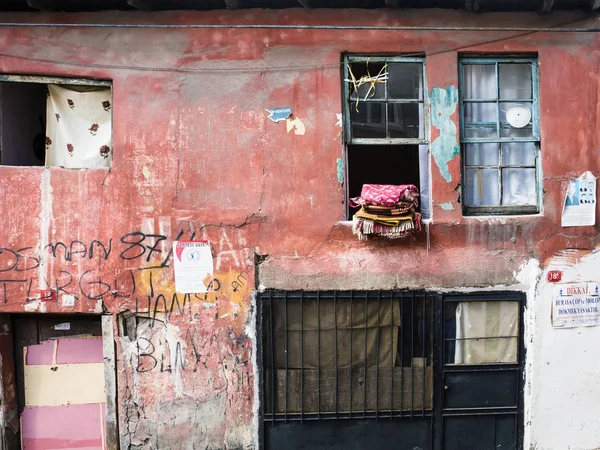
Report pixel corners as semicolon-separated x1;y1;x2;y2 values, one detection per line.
459;57;540;215
260;290;434;422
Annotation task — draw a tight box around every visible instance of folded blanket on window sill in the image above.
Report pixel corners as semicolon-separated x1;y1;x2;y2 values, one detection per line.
355;208;414;227
352;213;422;241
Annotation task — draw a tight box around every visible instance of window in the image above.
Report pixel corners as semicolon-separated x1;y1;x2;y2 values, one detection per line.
342;56;430;220
459;57;540;215
261;290;434;420
0;75;112;168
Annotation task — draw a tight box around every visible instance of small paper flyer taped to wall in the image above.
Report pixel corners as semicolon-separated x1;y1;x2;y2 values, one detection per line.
173;241;213;294
561;171;596;227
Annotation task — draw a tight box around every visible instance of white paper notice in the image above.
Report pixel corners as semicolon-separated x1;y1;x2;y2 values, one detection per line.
173;241;213;294
552;282;600;328
561;171;596;227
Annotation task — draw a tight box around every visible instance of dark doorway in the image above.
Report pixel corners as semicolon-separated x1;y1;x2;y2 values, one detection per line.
13;315;107;449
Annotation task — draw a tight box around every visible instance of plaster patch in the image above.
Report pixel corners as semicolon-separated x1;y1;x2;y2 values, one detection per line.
336;158;344;183
38;169;52;284
335;113;343;128
286;116;305;135
142;166;151;180
439;202;455;210
247;291;259;450
430;86;460;182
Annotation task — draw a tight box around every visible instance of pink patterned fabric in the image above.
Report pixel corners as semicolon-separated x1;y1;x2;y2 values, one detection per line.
349;184;419;208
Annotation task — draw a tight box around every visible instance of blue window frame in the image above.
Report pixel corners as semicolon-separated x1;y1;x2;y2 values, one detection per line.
459;57;540;215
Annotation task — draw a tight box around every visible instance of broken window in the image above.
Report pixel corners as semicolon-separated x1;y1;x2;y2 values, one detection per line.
459;57;540;215
342;56;431;237
261;291;434;419
0;75;112;168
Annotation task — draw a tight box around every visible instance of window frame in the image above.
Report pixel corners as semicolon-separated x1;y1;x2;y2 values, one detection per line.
458;57;541;216
0;73;113;168
342;55;430;220
342;55;429;146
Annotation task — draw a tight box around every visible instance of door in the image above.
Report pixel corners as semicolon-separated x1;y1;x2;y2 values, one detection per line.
14;316;107;450
438;292;524;450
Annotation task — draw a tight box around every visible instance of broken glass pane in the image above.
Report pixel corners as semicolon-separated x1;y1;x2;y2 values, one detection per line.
348;61;386;101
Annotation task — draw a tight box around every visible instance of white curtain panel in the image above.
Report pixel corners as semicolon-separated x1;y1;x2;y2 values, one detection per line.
454;301;518;364
45;85;112;168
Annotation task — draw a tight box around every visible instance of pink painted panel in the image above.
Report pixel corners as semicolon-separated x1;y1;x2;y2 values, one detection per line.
56;338;103;364
21;403;105;449
25;341;54;366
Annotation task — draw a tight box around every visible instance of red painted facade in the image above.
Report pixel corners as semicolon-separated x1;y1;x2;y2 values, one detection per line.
0;8;598;448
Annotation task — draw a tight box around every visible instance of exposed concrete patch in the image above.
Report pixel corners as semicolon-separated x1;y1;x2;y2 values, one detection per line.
430;86;459;183
439;202;455;210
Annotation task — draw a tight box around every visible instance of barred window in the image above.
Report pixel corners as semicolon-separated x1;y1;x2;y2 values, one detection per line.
261;291;434;421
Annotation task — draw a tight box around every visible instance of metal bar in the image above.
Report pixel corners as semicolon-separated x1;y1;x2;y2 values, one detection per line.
347;56;425;63
376;291;381;419
284;293;288;422
300;291;304;422
494;412;498;447
411;291;415;418
463;98;534;103
353;98;424;104
443;366;520;373
444;336;519;341
363;293;368;417
422;294;426;416
0;23;597;32
269;410;434;422
495;62;502;206
462;137;539;143
349;138;429;145
334;291;338;419
390;293;394;418
399;293;404;417
317;291;321;419
464;164;536;169
269;294;275;421
349;292;353;414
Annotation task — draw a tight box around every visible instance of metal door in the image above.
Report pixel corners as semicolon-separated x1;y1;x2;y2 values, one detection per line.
436;292;524;450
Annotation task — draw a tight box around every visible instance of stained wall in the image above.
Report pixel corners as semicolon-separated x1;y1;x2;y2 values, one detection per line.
0;8;598;449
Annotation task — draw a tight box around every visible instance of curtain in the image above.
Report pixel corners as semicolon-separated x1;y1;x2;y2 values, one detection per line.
454;301;518;364
273;299;401;369
46;85;112;168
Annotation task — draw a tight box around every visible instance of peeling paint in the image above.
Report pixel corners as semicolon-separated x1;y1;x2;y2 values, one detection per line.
286;116;305;135
439;202;455;210
336;157;344;183
430;86;460;183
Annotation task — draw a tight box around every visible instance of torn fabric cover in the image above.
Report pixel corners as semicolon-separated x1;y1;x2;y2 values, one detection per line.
46;85;112;169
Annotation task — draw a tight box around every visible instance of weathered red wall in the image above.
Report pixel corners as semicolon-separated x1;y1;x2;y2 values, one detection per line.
0;8;598;448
